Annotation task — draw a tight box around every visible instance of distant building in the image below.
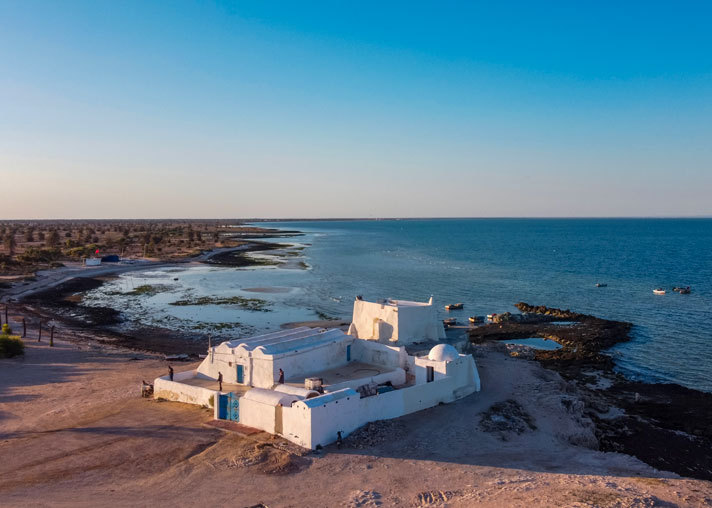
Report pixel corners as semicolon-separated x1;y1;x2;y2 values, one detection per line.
84;258;101;266
154;296;480;450
347;296;446;345
101;254;120;263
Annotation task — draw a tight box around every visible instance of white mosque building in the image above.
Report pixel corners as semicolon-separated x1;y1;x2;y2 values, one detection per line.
347;296;446;345
154;296;480;449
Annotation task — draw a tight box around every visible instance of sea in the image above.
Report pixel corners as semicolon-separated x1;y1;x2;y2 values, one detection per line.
82;219;712;393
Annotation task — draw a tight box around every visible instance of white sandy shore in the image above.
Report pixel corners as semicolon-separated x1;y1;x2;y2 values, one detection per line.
2;316;711;507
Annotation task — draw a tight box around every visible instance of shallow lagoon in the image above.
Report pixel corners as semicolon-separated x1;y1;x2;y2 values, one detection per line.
82;263;322;337
505;338;563;350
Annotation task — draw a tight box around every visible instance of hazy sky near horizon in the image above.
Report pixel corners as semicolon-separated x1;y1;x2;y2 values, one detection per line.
2;1;711;219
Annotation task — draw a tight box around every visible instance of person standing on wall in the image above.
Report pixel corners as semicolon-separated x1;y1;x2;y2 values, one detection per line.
218;372;223;391
278;368;284;384
168;365;174;381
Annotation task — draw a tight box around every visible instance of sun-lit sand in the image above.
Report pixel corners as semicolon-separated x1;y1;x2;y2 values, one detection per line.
2;323;711;507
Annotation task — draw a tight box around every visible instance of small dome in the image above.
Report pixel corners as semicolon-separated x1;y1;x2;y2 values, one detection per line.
428;344;459;362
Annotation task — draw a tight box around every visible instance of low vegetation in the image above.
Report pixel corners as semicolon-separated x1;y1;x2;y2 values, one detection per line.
122;284;173;297
169;296;271;311
0;323;24;358
0;220;287;276
192;322;243;332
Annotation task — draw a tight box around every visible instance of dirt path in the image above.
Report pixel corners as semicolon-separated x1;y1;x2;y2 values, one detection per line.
2;336;711;506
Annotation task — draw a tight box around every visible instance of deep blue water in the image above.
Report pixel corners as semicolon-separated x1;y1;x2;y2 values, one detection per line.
261;219;712;392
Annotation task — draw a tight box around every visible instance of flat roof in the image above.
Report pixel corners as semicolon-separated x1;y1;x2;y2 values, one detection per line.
285;361;399;388
362;298;432;308
218;327;351;357
300;388;358;408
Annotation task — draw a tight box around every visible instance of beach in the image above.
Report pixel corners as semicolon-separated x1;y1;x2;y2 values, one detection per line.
3;320;711;507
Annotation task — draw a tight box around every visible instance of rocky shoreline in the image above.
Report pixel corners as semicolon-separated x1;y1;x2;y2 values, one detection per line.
17;277;209;356
202;240;291;267
470;303;712;481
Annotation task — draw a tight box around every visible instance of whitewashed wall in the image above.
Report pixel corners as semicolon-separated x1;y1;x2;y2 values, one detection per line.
282;357;480;449
348;299;446;344
327;368;406;393
154;370;216;407
349;300;399;341
239;397;277;433
264;339;354;387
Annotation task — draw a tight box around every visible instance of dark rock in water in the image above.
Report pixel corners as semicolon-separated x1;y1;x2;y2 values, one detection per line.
592;380;712;481
470;302;712;481
22;277;122;327
203;241;286;267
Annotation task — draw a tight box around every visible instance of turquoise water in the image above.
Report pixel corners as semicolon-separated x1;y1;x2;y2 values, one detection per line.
505;338;563;351
87;219;712;392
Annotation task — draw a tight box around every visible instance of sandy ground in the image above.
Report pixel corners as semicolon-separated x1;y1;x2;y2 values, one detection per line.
2;326;712;507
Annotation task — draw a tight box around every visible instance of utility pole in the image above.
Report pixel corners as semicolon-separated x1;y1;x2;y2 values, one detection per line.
22;318;26;338
50;326;55;347
38;322;42;342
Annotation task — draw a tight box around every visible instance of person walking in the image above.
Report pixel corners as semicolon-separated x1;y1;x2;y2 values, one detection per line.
278;368;284;384
168;365;174;381
217;372;223;391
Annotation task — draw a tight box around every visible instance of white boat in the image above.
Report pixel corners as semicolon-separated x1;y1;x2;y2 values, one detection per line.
653;288;666;295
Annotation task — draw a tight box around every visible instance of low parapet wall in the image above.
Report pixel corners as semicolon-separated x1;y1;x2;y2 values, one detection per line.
326;367;406;393
154;370;216;407
282;371;478;449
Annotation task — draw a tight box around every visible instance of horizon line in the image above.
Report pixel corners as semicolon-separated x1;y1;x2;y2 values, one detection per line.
1;216;711;222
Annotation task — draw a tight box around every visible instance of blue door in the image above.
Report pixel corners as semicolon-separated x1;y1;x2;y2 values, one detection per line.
236;364;244;384
346;345;351;362
228;393;240;422
217;393;228;419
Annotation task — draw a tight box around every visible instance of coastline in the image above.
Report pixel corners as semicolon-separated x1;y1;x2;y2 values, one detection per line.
0;232;307;357
3;321;712;506
470;304;712;482
2;228;712;485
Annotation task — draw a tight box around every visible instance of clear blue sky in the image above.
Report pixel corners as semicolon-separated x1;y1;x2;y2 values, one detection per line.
1;1;711;218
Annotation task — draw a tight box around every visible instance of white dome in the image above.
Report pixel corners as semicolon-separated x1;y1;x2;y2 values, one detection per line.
428;344;459;362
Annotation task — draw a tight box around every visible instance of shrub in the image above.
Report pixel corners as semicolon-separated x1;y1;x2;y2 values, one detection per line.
16;247;62;264
2;323;12;334
0;335;24;358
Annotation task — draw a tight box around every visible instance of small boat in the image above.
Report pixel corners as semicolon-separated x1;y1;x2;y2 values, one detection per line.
676;286;691;294
468;316;479;324
653;288;666;295
445;303;464;311
595;283;607;287
486;313;497;321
